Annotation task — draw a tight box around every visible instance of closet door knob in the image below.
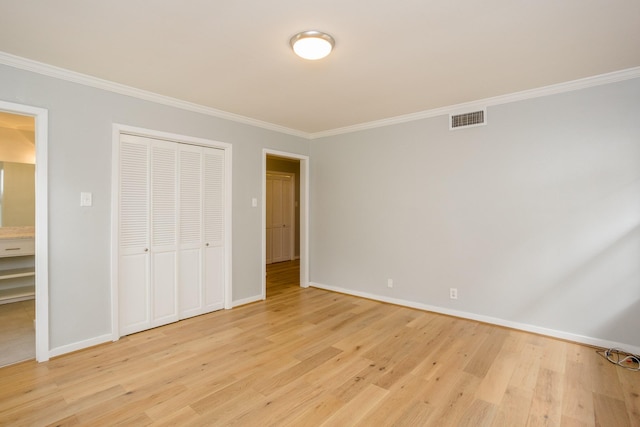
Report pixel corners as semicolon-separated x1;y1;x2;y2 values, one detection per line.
144;248;149;252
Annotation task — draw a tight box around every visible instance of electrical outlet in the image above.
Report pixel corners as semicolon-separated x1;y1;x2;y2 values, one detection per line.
450;288;458;299
387;279;393;288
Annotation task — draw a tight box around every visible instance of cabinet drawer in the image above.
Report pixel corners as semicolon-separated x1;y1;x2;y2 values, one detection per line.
0;238;35;257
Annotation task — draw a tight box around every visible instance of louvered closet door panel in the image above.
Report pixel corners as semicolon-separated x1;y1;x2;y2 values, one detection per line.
151;142;178;249
120;136;149;253
118;135;151;335
178;145;204;319
150;140;179;327
179;147;202;245
203;147;225;311
204;149;224;247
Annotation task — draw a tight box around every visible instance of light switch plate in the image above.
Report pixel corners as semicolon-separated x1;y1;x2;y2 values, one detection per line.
80;192;92;207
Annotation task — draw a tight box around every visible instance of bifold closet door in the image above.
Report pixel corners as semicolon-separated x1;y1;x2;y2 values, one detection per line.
119;135;179;336
149;140;179;327
178;145;225;318
178;145;203;319
203;148;225;312
119;134;225;335
118;137;151;335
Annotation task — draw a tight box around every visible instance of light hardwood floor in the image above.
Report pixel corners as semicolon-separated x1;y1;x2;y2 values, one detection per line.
0;260;638;426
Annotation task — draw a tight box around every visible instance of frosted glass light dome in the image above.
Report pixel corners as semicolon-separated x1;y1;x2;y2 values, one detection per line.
290;31;335;60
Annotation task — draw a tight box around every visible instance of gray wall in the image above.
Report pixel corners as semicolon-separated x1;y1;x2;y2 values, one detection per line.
310;78;640;349
0;64;309;350
2;61;638;354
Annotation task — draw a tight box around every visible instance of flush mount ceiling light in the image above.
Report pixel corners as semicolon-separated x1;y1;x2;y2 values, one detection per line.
290;30;335;60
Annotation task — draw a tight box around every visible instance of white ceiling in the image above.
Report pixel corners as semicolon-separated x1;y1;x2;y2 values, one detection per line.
0;1;639;135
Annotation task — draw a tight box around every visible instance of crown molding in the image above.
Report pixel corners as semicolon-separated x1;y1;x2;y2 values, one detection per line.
309;66;640;139
1;51;638;141
0;51;311;139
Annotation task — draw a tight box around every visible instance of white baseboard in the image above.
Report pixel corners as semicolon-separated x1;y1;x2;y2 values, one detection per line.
309;282;640;355
48;333;113;359
46;285;638;360
47;295;266;359
232;295;264;308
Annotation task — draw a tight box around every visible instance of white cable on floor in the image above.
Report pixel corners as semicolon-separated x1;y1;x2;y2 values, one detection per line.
597;348;640;371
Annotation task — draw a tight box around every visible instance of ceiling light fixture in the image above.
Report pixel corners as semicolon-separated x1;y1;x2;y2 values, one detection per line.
290;30;335;60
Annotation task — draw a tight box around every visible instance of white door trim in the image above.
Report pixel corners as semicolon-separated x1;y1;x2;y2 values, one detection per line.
0;100;49;362
111;124;233;341
262;150;310;300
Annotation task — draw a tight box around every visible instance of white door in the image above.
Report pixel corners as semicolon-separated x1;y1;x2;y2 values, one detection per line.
119;135;179;335
178;145;204;319
266;173;294;264
203;148;225;311
178;144;225;318
119;137;151;335
149;140;179;328
117;131;228;335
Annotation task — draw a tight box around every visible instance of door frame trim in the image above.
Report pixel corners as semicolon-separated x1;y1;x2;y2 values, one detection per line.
111;124;233;341
0;100;49;362
262;150;309;299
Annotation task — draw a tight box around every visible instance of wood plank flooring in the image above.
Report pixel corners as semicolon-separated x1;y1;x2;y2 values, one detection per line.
1;260;638;426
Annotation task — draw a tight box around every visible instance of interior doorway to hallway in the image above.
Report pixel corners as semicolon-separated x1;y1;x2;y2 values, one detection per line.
266;170;297;265
266;259;300;295
262;150;309;300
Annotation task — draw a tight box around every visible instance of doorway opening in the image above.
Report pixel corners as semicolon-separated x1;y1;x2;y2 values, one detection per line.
266;170;296;265
0;101;49;364
262;150;309;299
